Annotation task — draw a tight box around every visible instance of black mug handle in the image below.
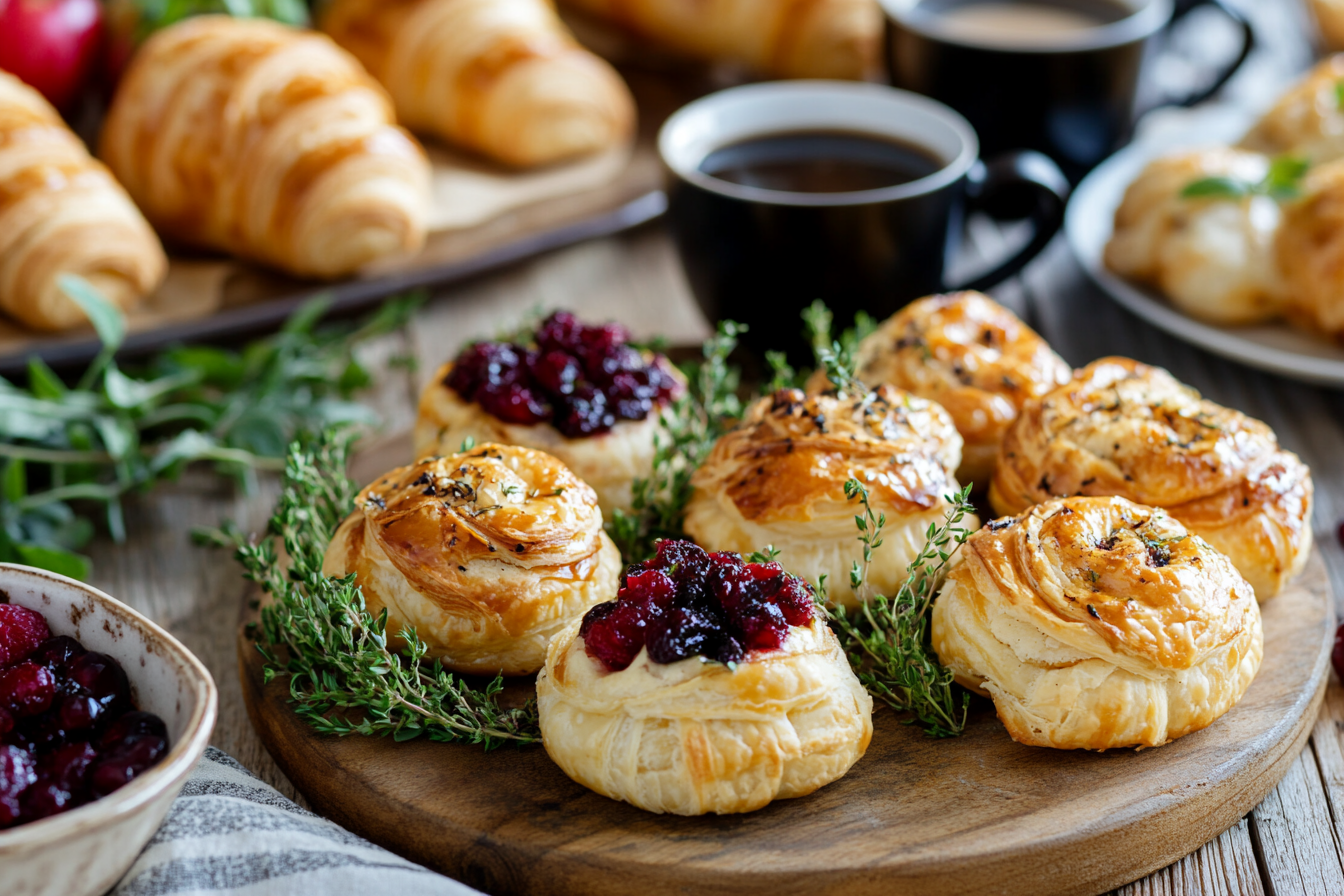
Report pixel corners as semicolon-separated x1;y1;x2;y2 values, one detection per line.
1156;0;1256;109
947;150;1071;293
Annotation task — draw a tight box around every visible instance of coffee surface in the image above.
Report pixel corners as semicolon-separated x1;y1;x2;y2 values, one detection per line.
700;131;944;194
931;1;1121;46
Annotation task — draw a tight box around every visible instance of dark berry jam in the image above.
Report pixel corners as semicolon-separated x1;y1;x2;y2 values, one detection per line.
447;311;682;438
0;604;169;829
579;540;815;672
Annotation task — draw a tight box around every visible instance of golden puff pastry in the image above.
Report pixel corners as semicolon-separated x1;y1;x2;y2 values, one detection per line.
558;0;880;80
684;387;976;609
1242;55;1344;163
933;496;1263;750
100;16;429;279
415;358;680;516
807;292;1071;489
1276;159;1344;341
990;358;1313;600
1103;148;1285;325
538;615;872;815
1309;0;1344;52
322;443;621;675
320;0;635;168
0;72;166;332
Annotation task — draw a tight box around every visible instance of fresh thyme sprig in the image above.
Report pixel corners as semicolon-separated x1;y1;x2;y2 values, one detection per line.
1181;155;1310;202
606;320;744;562
824;480;976;738
0;278;421;580
802;300;876;398
202;428;540;749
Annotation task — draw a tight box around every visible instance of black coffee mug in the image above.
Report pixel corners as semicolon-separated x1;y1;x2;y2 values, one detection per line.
659;81;1069;362
882;0;1254;181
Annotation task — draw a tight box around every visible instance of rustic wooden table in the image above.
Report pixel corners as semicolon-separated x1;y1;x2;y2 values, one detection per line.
81;2;1344;893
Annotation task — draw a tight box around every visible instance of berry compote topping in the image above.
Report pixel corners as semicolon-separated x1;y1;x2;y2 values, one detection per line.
447;311;682;438
0;605;168;829
580;540;815;672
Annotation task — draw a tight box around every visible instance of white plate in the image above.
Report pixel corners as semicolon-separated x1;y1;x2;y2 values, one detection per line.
1065;106;1344;386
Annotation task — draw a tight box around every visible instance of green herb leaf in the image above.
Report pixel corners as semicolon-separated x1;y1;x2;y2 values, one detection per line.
13;543;90;581
1180;177;1251;200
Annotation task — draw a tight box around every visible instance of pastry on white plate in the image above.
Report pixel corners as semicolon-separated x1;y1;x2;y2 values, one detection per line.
989;357;1313;600
1104;148;1285;326
933;495;1262;750
537;539;872;815
1242;55;1344;163
684;386;977;609
1276;158;1344;342
323;442;621;675
807;291;1071;488
415;310;684;516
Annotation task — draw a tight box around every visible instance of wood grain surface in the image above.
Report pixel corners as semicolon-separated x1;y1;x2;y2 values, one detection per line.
236;552;1332;896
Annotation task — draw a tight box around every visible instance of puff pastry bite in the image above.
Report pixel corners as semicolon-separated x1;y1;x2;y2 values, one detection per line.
1242;55;1344;163
322;443;621;675
684;386;977;609
1103;148;1285;325
0;72;166;331
320;0;635;168
806;292;1071;488
1276;159;1344;341
990;358;1313;600
933;496;1262;750
100;16;430;279
537;540;872;815
415;311;684;515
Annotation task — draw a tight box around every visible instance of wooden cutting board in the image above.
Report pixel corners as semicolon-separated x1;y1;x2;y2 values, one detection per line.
237;542;1334;896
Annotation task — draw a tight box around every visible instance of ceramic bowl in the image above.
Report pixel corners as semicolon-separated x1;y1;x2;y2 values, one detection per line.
0;563;217;896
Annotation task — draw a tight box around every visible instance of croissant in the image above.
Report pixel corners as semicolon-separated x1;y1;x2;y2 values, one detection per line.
1103;148;1285;326
807;292;1072;488
320;0;635;168
989;358;1314;600
99;16;429;279
322;443;621;675
0;73;165;331
684;386;976;609
932;496;1262;750
1276;159;1344;341
557;0;880;80
1242;55;1344;164
537;540;872;815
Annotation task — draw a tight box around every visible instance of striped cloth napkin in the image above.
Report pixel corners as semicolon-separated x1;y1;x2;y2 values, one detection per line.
112;748;482;896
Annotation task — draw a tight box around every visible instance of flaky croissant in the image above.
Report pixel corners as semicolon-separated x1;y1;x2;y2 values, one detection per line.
1242;55;1344;164
933;496;1262;750
1103;148;1285;326
320;0;635;168
0;72;165;332
322;443;621;675
100;16;429;279
808;292;1071;488
684;387;976;608
557;0;880;80
989;358;1313;600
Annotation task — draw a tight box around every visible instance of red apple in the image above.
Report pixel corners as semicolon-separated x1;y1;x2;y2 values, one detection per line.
0;0;103;110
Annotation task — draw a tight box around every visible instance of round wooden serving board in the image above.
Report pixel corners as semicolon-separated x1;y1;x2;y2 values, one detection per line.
239;553;1334;896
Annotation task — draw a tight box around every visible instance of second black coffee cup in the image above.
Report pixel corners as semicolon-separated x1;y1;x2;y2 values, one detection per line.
659;81;1069;362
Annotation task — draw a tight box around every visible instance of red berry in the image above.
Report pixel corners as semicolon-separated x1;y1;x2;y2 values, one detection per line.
580;601;647;671
67;652;129;706
98;711;167;750
0;605;51;668
0;663;55;717
1333;624;1344;684
1338;521;1344;549
28;636;84;674
0;744;36;826
0;706;13;738
90;734;167;797
23;741;95;821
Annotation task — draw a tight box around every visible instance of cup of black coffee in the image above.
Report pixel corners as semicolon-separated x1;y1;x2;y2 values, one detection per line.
659;80;1069;362
881;0;1254;180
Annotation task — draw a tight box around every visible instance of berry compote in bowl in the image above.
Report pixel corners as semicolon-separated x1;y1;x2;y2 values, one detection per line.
414;310;686;516
536;541;873;815
0;564;217;896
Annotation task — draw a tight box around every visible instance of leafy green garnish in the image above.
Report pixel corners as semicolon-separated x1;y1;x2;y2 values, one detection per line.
1181;155;1310;202
823;480;976;738
126;0;309;41
202;429;540;748
607;321;743;562
0;278;420;579
1335;80;1344;110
